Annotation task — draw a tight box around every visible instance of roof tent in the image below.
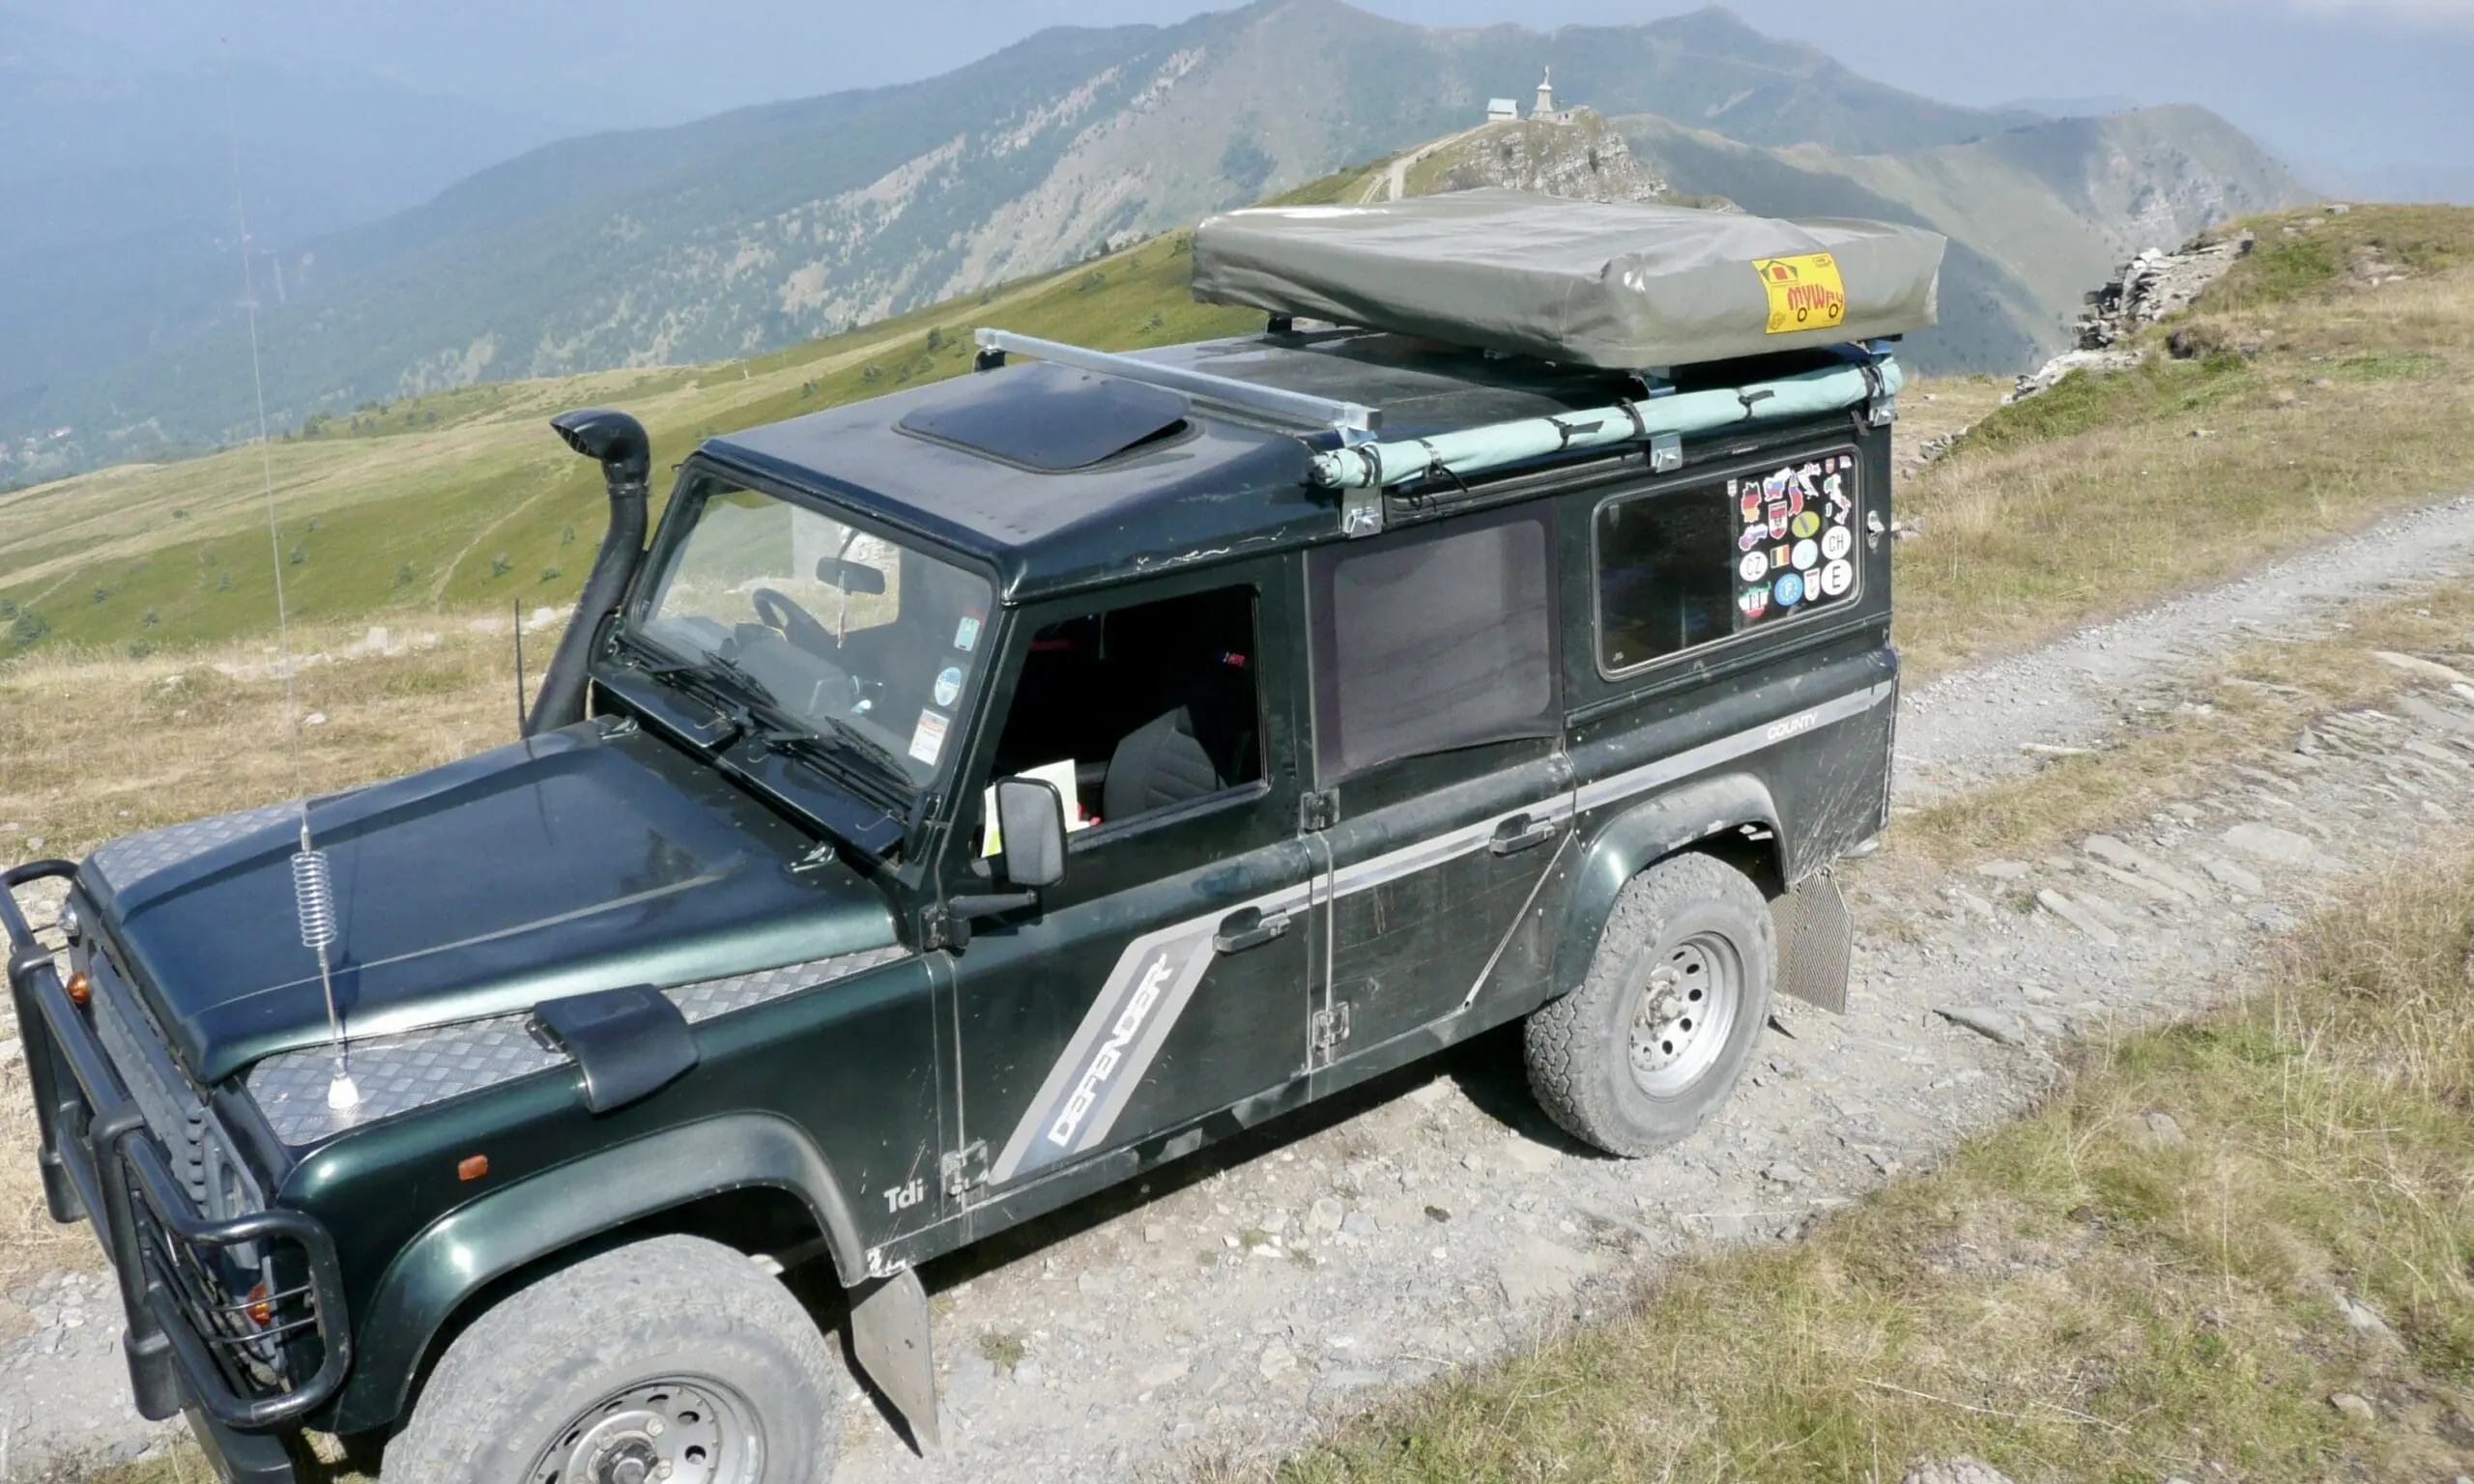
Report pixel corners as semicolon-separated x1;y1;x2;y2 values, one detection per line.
1191;188;1946;372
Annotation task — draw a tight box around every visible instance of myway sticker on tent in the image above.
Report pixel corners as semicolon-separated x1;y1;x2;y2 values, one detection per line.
1754;253;1848;335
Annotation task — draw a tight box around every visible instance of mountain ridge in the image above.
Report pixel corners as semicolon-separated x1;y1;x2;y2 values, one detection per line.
1;0;2294;483
1619;103;2308;372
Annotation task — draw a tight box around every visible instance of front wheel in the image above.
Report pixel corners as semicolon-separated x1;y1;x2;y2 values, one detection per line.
388;1234;843;1484
1524;851;1776;1156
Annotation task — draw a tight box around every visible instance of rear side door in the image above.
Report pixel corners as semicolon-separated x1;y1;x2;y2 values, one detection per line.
942;558;1317;1192
1302;500;1572;1061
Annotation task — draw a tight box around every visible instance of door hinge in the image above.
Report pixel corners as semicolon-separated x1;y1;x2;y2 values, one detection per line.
1310;1002;1352;1067
939;1139;989;1197
919;902;964;953
1299;790;1338;832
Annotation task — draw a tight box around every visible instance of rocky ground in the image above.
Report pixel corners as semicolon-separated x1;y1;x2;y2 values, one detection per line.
8;494;2474;1479
2006;223;2260;402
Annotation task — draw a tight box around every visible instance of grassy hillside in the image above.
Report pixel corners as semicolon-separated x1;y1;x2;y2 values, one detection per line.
1896;203;2474;671
0;228;1268;657
13;205;2474;1484
9;200;2466;683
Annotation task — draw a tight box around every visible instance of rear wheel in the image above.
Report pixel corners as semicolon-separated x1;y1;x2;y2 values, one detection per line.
388;1234;843;1484
1525;852;1775;1156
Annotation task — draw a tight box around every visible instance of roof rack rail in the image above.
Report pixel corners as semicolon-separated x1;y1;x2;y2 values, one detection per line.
973;328;1381;444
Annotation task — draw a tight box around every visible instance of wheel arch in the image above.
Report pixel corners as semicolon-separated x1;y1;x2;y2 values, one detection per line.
1549;772;1784;1002
332;1112;864;1434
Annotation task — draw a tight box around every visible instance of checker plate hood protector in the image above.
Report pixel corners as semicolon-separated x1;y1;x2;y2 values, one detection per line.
1192;188;1946;370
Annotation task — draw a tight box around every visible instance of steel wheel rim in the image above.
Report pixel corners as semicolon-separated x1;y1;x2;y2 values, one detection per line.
1625;931;1742;1098
529;1375;762;1484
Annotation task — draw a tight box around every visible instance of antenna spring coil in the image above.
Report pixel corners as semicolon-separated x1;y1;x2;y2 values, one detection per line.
291;849;337;953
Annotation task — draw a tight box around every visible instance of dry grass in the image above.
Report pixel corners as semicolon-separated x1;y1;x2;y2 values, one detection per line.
43;1450;223;1484
1250;852;2474;1483
1891;205;2474;680
0;619;541;864
0;619;538;1358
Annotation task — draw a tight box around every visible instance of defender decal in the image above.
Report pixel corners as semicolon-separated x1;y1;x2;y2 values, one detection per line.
990;887;1305;1184
1049;948;1179;1150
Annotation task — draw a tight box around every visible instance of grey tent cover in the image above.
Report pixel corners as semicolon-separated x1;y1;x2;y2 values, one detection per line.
1192;188;1946;371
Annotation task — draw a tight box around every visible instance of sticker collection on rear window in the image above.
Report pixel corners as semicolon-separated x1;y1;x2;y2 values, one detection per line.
1594;447;1865;673
1733;455;1857;626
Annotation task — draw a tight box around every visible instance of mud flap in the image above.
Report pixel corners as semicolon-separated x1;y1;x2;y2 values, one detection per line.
1771;869;1852;1013
849;1268;939;1452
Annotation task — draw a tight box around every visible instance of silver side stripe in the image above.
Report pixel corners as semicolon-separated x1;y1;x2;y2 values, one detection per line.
1311;794;1576;905
1575;680;1897;813
992;678;1896;1184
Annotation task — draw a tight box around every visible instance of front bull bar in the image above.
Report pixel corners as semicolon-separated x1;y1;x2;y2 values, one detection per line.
1;860;352;1437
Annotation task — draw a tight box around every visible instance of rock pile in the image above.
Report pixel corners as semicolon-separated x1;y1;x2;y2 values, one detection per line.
2007;229;2255;402
1424;108;1670;205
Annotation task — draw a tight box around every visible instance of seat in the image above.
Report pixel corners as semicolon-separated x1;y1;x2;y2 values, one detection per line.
1102;707;1223;823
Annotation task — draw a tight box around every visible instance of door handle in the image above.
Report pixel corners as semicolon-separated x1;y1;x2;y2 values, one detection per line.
1214;906;1290;955
1489;813;1559;856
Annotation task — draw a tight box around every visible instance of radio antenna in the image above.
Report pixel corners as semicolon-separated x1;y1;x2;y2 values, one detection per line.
512;597;527;736
224;48;359;1113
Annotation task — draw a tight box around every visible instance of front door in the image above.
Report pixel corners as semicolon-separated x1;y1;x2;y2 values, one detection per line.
944;560;1314;1192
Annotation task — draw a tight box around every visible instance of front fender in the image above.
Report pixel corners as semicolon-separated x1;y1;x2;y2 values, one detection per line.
1547;773;1780;1000
332;1112;864;1432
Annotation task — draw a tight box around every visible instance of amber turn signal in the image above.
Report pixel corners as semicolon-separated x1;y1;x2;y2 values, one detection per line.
457;1155;490;1182
64;971;89;1007
245;1281;273;1327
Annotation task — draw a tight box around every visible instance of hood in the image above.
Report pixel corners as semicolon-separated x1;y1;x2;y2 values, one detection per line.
82;724;897;1083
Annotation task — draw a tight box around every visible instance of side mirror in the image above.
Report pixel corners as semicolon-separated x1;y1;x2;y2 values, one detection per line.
993;776;1068;889
815;556;888;595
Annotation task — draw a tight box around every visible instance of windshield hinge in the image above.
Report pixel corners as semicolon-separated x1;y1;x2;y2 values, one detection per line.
786;841;839;876
919;902;965;953
939;1140;990;1197
1299;790;1337;832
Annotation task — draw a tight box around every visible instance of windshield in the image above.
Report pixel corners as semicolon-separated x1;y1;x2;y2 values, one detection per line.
633;477;994;788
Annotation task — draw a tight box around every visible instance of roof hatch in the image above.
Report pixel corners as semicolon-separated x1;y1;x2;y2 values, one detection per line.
899;360;1190;471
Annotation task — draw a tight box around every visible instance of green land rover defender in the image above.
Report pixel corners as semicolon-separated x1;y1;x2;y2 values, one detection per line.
2;192;1940;1481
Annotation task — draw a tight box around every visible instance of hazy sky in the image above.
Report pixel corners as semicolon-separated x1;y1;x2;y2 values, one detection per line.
22;0;2474;186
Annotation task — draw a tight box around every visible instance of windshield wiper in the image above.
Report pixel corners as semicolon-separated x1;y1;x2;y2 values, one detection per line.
759;718;911;793
613;631;912;796
689;649;782;712
801;715;913;785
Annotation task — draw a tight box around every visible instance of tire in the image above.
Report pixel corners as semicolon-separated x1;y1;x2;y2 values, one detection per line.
388;1234;843;1484
1524;851;1775;1156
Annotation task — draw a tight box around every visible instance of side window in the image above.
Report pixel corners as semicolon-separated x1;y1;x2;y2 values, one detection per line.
1309;506;1556;781
1596;450;1860;675
986;585;1263;842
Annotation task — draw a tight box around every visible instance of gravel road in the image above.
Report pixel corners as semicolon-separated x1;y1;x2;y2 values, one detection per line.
6;496;2474;1479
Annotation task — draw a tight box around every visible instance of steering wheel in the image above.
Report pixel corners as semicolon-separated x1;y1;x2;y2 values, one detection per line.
750;587;839;657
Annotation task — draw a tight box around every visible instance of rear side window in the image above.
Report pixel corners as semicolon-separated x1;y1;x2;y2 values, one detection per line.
1596;450;1860;675
1309;506;1556;779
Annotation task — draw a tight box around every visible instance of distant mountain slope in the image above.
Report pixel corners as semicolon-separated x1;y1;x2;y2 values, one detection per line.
6;0;2251;481
1618;106;2311;370
0;8;572;446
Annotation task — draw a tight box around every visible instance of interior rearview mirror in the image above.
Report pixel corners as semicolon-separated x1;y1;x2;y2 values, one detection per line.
814;556;887;594
994;776;1068;889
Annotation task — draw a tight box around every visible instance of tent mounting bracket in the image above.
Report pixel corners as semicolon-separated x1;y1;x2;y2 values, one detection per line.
972;328;1381;444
